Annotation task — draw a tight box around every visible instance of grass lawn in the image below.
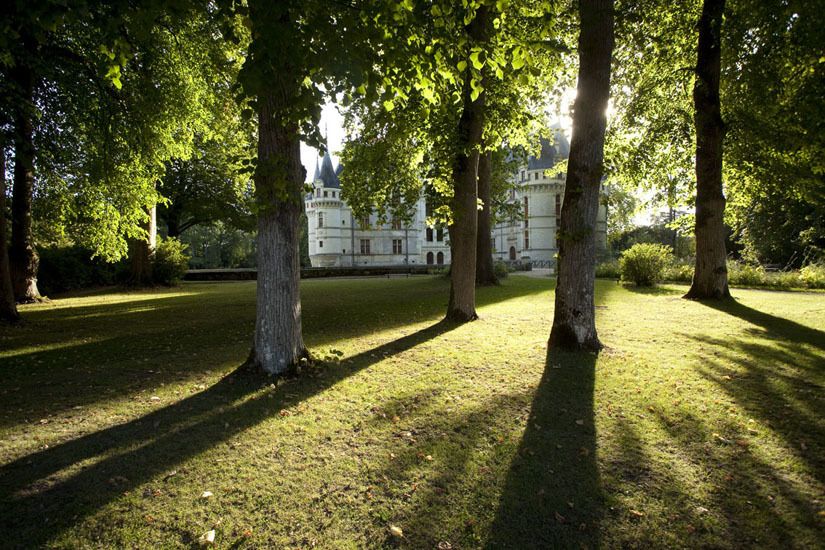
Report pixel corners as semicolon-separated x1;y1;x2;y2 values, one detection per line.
1;275;823;548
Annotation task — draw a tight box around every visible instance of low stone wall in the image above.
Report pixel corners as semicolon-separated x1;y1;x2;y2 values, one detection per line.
184;265;432;281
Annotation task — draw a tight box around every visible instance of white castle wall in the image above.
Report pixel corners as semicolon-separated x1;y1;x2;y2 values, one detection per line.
305;155;606;268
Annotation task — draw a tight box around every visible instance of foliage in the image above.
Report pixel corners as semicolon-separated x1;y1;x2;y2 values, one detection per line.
181;222;257;270
339;0;572;225
800;263;825;289
37;246;124;295
493;260;510;280
595;259;620;279
2;1;249;262
609;222;694;258
151;237;190;286
619;243;674;286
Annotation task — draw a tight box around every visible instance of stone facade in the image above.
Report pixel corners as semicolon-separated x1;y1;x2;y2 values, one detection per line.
305;133;606;268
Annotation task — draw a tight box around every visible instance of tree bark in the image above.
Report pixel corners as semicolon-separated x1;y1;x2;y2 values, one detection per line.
247;88;308;375
128;205;156;285
548;0;614;351
9;56;41;302
446;6;490;322
476;150;497;286
1;148;21;323
685;0;730;300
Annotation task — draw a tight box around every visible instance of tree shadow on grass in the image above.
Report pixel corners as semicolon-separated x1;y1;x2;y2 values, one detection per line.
621;284;684;296
1;277;550;430
487;349;602;549
699;298;825;352
0;320;457;548
651;408;823;547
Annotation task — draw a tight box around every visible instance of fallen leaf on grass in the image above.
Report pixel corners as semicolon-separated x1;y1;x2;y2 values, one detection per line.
388;524;403;538
198;530;215;546
200;491;213;499
629;510;645;518
554;511;566;523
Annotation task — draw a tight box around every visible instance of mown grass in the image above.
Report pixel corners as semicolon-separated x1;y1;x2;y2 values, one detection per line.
1;276;823;548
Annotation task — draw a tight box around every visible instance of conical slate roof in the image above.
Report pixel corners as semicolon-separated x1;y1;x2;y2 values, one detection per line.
319;152;340;189
313;159;321;182
526;130;570;171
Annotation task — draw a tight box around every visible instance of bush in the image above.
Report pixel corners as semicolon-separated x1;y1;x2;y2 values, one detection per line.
152;237;191;286
619;243;673;286
800;263;825;289
727;262;766;287
493;261;510;280
595;260;620;279
663;260;693;283
38;246;123;295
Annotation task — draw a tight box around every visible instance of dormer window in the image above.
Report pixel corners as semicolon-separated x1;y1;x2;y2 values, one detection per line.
324;191;328;198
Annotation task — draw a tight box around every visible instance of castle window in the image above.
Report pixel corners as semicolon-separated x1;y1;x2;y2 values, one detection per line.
555;194;562;218
316;188;321;197
436;228;444;242
426;227;434;242
392;239;402;254
343;248;346;254
523;197;529;228
436;251;444;265
426;251;434;265
324;191;328;198
391;216;402;230
534;172;538;180
319;240;323;248
318;212;324;228
521;170;525;181
360;239;371;254
359;215;370;229
524;230;529;249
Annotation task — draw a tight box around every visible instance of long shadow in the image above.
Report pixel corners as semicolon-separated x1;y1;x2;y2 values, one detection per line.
699;298;825;352
687;331;824;478
653;409;823;547
1;277;550;429
0;320;456;548
487;349;602;549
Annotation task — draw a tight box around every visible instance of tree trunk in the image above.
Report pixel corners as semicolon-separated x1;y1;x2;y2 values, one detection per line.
685;0;730;300
247;88;308;375
165;202;183;238
476;150;497;286
548;0;614;351
128;205;156;285
446;6;490;322
9;58;41;303
1;148;21;323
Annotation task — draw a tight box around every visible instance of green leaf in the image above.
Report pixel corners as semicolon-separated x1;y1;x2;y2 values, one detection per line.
457;60;467;72
383;99;395;112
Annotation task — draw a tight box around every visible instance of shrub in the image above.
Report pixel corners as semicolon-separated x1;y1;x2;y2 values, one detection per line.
493;261;510;280
800;263;825;289
727;261;766;287
38;246;123;295
619;243;674;286
595;260;620;279
663;260;693;283
152;237;191;286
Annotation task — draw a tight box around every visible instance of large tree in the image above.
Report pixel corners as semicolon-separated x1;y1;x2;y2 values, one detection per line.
684;0;729;299
548;0;614;351
238;0;384;374
1;147;20;322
